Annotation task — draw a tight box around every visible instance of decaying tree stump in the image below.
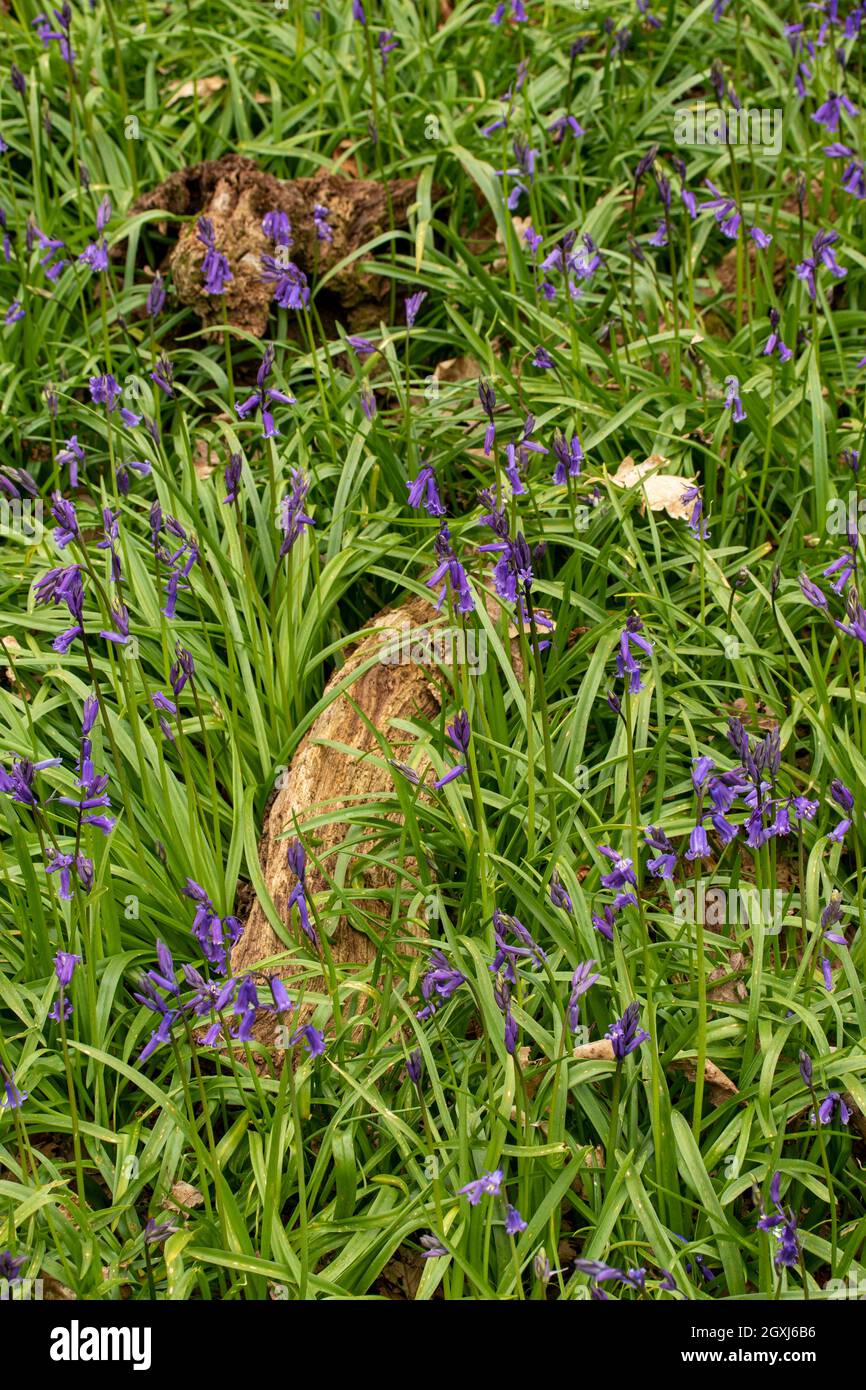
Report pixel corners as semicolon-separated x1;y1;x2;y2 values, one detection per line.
232;590;547;1056
124;153;417;336
232;593;443;1051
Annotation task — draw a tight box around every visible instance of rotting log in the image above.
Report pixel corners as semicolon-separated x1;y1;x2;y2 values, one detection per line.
231;593;442;1053
122;153;417;336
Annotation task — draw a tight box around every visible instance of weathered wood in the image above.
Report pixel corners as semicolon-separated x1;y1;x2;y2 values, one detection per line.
232;594;442;1050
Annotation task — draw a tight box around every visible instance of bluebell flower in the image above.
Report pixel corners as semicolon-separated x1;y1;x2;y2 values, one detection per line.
56;436;85;487
407;464;445;517
491;908;546;982
278;469;314;557
347;335;377;358
813;1091;852;1126
149;353;174;398
51;493;79;549
426;523;474;614
644;825;676;879
504;1205;527;1235
551;428;583;483
223;453;242;505
434;710;469;788
139;1010;176;1062
481;528;534;606
795;229;846;300
757;1172;800;1268
685;823;711;861
493;976;518;1054
52;951;81;997
262;210;292;246
312;203;333;244
799;573;827;608
405;290;427;327
615;614;653;693
842;158;866;199
830;779;853;815
417;947;466;1020
823;531;857;592
261;253;309;310
550;872;573;912
700;180;741;239
379;30;398;67
458;1170;502;1204
197;216;232;295
763;308;793;363
420;1234;448;1258
691;756;715;791
812;90;858;133
146;272;166;318
606;1001;649;1058
592;904;618;941
835;594;866;647
236;344;296;439
724;375;746;422
478;378;497;454
548;113;585;143
405;1049;423;1086
1;1068;27;1109
567;959;599;1032
597;845;637;891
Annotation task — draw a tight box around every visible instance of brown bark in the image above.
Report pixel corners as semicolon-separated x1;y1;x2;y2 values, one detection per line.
124;154;417;336
231;593;443;1051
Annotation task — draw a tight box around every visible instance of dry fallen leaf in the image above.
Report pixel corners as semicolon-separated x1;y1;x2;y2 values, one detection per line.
727;697;779;732
572;1039;616;1061
612;453;696;521
494;216;534;270
163;1180;205;1215
193;439;218;481
1;634;21;687
332;139;360;177
166;75;227;106
433;354;484;384
573;1038;740;1106
668;1057;740;1107
708;949;749;1003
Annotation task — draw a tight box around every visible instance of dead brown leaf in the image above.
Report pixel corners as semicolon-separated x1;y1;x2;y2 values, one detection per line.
668;1056;740;1107
572;1039;616;1061
166;75;227;106
573;1038;741;1106
163;1180;205;1216
166;75;226;105
612;453;696;521
708;950;748;1003
193;439;218;481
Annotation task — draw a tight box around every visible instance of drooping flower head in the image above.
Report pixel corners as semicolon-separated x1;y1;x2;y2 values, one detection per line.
278;469;314;557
